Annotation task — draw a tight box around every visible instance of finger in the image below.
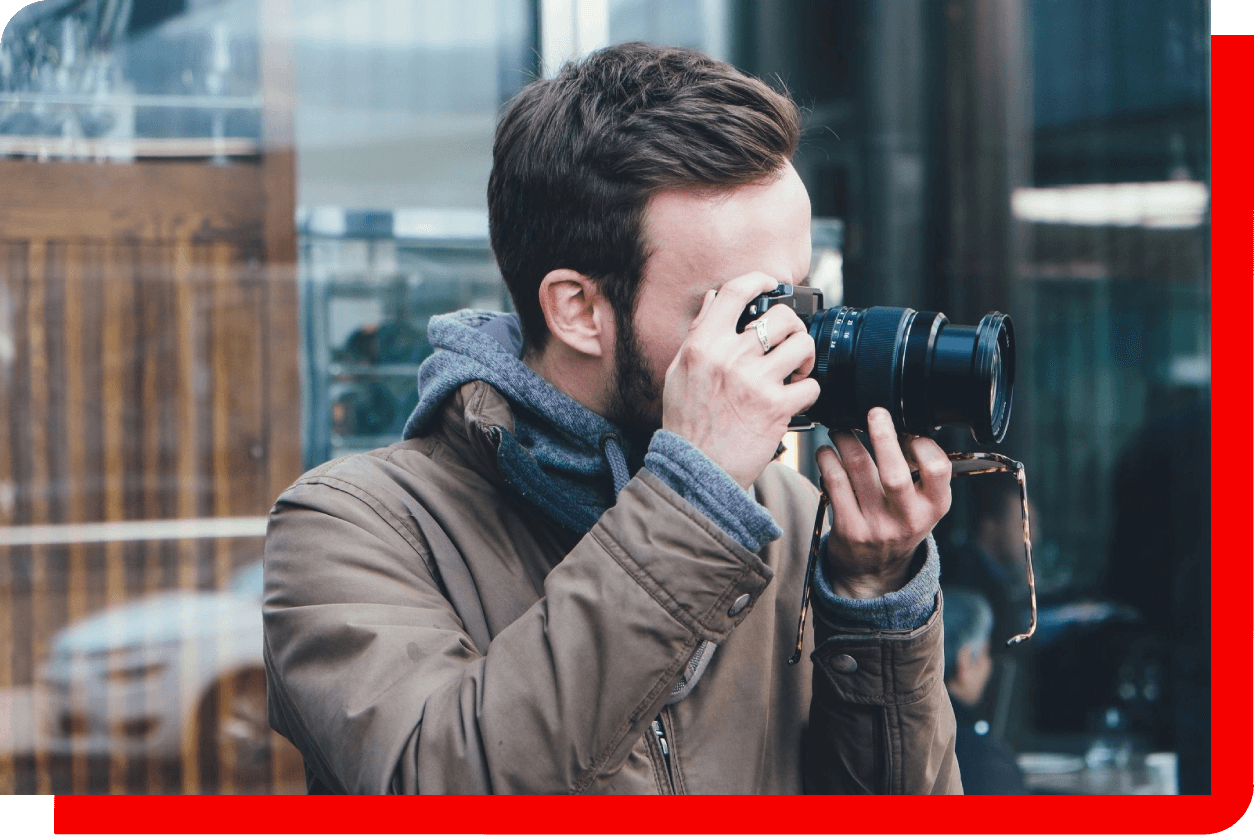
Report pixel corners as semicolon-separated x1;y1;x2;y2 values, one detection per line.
761;327;815;381
750;301;808;350
901;435;923;482
779;376;820;417
816;444;869;538
829;428;880;509
865;407;915;510
789;343;817;381
756;303;807;345
899;433;919;466
910;435;953;516
698;272;784;334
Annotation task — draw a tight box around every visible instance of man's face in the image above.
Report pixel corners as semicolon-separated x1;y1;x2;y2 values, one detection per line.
605;163;813;432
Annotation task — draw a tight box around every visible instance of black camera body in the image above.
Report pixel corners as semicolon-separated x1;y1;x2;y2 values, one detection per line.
740;284;1015;444
737;283;827;329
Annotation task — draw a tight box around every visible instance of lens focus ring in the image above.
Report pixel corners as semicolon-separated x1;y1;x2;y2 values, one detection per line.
853;307;909;422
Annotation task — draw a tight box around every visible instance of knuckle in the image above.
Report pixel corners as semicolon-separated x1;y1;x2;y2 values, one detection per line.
881;474;911;494
921;456;952;481
842;453;872;475
771;305;803;329
788;332;816;359
821;463;848;485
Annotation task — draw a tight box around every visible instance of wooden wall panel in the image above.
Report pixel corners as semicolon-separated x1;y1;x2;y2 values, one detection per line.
0;155;303;793
0;161;268;242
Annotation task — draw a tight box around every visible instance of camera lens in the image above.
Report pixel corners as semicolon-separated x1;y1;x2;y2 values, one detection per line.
803;306;1014;444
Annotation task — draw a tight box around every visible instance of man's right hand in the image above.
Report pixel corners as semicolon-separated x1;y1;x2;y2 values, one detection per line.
661;273;820;489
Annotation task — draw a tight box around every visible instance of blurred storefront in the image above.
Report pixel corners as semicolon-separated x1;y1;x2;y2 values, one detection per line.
0;0;1209;795
0;0;301;794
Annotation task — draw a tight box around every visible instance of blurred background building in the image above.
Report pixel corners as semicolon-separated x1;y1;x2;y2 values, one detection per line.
0;0;1209;794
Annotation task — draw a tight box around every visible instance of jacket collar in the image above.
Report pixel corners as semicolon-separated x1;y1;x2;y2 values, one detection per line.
407;311;646;533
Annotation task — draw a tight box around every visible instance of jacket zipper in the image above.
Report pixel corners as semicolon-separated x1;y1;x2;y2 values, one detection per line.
651;714;676;794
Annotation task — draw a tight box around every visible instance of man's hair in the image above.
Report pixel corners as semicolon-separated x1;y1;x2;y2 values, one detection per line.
488;42;801;353
942;587;994;682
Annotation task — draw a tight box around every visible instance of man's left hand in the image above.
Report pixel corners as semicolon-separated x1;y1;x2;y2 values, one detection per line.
816;407;952;599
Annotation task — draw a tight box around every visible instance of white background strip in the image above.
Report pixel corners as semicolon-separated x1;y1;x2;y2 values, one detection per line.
0;517;268;547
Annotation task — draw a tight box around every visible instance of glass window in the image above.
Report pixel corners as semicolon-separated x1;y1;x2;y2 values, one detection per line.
298;208;507;467
1;0;262;159
0;0;535;795
1;0;1209;797
699;0;1209;795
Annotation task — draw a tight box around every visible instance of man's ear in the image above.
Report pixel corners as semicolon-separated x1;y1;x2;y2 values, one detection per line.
537;269;608;357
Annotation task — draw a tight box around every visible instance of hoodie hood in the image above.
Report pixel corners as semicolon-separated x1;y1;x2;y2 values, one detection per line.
403;310;639;533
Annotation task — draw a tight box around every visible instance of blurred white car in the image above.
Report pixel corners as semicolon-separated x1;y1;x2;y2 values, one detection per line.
37;561;287;789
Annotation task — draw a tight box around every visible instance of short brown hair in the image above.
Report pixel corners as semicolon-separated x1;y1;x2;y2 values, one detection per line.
488;42;801;353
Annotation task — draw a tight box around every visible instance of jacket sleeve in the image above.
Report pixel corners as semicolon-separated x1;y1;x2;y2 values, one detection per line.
803;590;963;794
262;467;772;794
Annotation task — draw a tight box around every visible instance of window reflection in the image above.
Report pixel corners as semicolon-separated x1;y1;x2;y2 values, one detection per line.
0;0;535;795
1;0;262;160
0;0;1209;797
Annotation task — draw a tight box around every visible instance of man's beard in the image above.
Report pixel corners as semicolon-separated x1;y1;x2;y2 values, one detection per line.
605;314;663;435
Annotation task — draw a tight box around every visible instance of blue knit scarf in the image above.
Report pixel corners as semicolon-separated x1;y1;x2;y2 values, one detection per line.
402;310;637;533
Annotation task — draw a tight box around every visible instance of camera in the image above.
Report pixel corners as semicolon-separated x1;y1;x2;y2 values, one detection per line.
738;285;1015;444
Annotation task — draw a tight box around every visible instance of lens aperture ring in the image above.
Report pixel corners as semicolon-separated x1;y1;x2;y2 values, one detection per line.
812;307;840;383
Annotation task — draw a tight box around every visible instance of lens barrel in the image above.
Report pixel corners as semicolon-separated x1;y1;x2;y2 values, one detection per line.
802;305;1014;444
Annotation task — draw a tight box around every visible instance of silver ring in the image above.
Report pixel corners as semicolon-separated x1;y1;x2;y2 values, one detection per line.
753;318;771;354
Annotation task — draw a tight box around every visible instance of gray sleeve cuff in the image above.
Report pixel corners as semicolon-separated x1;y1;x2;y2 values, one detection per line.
643;430;783;554
811;533;940;632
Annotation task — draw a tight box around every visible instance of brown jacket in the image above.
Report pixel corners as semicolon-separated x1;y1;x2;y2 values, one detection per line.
262;381;960;794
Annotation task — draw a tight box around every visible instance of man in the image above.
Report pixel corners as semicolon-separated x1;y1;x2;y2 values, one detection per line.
942;587;1027;794
263;42;959;794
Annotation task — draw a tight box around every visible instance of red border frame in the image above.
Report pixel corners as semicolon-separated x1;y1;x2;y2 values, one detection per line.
52;34;1253;836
